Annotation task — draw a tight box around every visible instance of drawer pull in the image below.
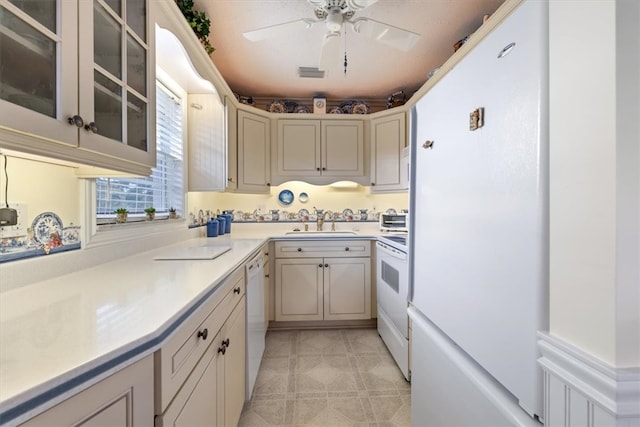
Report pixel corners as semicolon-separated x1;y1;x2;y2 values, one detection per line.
265;274;270;278
345;247;350;251
197;328;209;341
233;287;241;294
218;345;226;355
324;263;328;268
222;338;230;347
297;248;302;252
318;264;323;268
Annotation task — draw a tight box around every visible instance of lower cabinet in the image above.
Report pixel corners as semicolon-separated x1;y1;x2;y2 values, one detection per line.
155;267;247;427
20;355;154;426
156;300;245;427
274;240;372;322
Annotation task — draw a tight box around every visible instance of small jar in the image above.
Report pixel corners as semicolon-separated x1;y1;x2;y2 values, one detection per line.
207;218;219;237
217;215;226;235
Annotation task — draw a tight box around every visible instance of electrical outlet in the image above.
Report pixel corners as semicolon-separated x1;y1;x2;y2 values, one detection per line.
0;202;27;239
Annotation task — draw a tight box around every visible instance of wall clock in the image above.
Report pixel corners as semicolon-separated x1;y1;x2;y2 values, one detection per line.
313;97;326;114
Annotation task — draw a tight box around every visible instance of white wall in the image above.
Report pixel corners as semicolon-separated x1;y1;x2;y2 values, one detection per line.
549;0;640;367
0;156;81;232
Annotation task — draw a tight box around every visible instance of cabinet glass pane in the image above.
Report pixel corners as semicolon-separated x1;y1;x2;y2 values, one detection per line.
0;7;56;117
7;0;55;32
94;2;122;79
127;92;146;151
94;71;123;141
126;0;145;42
104;0;121;16
127;33;146;96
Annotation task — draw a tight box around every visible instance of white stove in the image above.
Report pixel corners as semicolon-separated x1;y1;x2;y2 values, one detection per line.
376;233;410;380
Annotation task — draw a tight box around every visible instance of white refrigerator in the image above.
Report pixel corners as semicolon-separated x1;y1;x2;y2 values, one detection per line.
408;0;548;425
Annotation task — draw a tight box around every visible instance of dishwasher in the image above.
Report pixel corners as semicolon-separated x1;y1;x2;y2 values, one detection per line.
245;253;266;400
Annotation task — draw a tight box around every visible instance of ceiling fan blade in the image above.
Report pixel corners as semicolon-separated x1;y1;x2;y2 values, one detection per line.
351;17;420;51
243;19;317;42
319;31;341;71
345;0;380;11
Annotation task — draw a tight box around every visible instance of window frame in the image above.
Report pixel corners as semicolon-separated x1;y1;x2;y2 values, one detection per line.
81;74;188;249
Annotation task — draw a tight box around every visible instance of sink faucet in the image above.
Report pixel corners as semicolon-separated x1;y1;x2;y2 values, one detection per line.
317;210;331;231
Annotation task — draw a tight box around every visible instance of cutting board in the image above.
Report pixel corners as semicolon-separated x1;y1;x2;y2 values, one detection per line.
154;245;232;260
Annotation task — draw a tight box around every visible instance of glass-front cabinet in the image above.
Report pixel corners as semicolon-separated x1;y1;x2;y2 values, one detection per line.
0;0;155;174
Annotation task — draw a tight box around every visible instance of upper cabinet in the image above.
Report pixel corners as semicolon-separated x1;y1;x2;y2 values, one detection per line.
187;93;226;191
370;111;408;192
271;118;367;186
237;108;271;193
0;0;156;175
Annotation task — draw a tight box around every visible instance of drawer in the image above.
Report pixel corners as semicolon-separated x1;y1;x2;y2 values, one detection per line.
274;239;371;258
155;268;245;413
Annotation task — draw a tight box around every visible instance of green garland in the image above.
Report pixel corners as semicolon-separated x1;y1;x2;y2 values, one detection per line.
175;0;215;54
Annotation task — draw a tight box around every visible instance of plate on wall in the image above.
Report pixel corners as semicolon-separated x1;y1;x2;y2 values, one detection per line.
278;189;294;205
299;192;309;203
32;212;63;245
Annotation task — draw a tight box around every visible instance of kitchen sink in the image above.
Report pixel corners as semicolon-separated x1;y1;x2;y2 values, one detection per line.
284;231;358;236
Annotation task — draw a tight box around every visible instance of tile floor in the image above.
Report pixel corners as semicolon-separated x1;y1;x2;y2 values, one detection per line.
239;328;411;427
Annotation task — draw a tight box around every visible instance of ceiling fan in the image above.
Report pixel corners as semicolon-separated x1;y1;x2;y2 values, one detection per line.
242;0;420;72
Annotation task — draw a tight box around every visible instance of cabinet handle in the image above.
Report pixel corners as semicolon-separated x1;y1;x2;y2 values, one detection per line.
197;328;209;340
267;183;271;186
322;167;326;171
218;345;226;355
228;177;233;182
316;167;320;171
67;115;84;128
297;248;302;252
84;122;98;133
233;286;241;294
345;247;350;251
371;182;376;186
265;274;270;278
324;263;329;268
222;338;230;347
319;264;323;268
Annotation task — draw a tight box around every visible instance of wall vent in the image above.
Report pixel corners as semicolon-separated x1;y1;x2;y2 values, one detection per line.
298;67;325;78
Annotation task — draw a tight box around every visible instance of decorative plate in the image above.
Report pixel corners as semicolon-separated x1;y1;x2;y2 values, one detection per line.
328;106;343;114
342;208;354;219
32;212;63;245
278;189;294;205
294;104;310;114
297;208;309;219
299;192;309;203
267;100;286;113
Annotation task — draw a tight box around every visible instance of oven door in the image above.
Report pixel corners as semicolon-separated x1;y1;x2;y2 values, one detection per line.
376;241;409;338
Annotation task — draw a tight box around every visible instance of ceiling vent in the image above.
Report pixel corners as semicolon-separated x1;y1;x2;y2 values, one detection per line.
298;67;325;78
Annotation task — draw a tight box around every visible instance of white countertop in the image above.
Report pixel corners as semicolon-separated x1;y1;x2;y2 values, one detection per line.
0;236;264;424
0;225;389;425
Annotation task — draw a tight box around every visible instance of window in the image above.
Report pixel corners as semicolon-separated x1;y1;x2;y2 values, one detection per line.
96;82;184;222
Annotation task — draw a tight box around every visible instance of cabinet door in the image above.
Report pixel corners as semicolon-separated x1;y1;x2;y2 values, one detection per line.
218;300;246;427
225;98;238;190
0;0;78;145
22;355;153;426
324;257;372;320
370;112;407;192
237;109;271;193
274;119;321;180
321;120;365;177
275;258;324;321
157;341;220;427
188;93;226;191
77;0;155;168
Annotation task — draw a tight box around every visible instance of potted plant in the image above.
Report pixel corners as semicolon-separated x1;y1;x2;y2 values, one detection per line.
144;207;156;221
115;208;128;223
169;207;178;219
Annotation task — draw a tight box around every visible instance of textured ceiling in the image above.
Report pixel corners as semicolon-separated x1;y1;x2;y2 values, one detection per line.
194;0;506;102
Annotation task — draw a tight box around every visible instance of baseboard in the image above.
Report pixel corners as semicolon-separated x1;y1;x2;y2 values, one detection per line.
268;319;377;331
537;332;640;426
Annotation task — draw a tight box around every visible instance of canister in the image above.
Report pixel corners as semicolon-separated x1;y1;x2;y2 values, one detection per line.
206;218;219;237
217;215;226;235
